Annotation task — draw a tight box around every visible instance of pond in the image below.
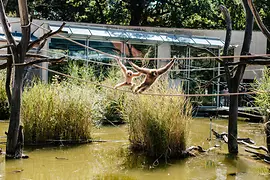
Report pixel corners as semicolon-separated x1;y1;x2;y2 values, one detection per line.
0;118;269;180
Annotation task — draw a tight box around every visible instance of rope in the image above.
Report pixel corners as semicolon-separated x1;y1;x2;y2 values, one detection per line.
21;22;31;28
38;48;265;73
33;64;267;97
31;22;270;61
124;54;270;61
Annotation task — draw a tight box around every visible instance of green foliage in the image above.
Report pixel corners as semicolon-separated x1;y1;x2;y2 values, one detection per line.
95;68;127;125
22;79;94;144
123;82;192;159
0;71;7;102
6;0;250;30
253;68;270;116
0;70;9;120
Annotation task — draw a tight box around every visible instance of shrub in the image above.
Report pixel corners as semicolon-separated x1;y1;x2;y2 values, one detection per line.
22;80;93;144
123;82;192;159
94;67;127;125
0;70;9;120
253;68;270;116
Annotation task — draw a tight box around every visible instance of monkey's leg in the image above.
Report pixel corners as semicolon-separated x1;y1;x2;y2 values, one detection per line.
134;83;143;93
134;83;148;93
137;86;149;93
114;82;128;89
130;83;136;91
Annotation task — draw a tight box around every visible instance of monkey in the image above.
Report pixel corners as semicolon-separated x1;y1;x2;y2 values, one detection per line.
128;58;175;93
114;58;141;89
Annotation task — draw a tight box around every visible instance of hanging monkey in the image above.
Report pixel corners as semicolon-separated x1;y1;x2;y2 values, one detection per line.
128;58;175;93
114;58;142;89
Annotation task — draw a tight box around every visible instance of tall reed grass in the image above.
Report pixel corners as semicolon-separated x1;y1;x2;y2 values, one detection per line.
0;70;9;119
96;68;127;125
253;68;270;116
123;82;192;159
22;77;94;144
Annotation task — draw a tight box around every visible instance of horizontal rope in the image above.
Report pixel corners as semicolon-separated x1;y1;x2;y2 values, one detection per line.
124;54;270;61
33;64;266;97
38;48;265;73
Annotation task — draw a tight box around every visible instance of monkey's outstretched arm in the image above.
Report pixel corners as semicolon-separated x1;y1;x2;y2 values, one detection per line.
128;61;150;74
157;58;175;75
116;58;127;74
133;72;141;76
114;81;128;89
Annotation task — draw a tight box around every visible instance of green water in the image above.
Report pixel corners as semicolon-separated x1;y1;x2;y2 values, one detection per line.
0;118;269;180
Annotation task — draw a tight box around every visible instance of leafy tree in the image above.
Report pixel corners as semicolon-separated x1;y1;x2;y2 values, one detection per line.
4;0;249;30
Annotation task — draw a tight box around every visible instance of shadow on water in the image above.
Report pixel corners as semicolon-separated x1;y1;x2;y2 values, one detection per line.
1;118;270;180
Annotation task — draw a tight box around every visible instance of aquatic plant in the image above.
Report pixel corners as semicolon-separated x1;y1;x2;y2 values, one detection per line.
123;81;192;159
22;79;94;144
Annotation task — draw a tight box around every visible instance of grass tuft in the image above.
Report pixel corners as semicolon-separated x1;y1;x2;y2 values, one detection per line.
123;82;192;159
22;79;93;144
0;70;9;119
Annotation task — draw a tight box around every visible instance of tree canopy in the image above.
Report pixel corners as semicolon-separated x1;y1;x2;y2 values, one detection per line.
3;0;264;30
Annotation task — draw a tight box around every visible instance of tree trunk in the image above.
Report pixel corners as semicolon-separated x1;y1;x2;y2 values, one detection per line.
265;117;270;154
6;0;30;158
226;0;254;155
6;62;24;158
129;0;144;26
227;82;239;154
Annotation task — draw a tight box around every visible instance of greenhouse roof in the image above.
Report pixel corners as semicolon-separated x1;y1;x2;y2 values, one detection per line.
49;24;225;49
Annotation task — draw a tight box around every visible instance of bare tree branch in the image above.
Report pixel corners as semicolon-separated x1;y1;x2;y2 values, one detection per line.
25;53;57;59
239;141;269;153
0;44;13;49
14;57;65;67
0;54;11;60
5;47;11;105
247;0;270;41
18;0;30;61
0;62;7;69
220;5;233;85
36;39;47;53
0;0;17;53
234;0;254;85
27;22;66;51
2;0;8;8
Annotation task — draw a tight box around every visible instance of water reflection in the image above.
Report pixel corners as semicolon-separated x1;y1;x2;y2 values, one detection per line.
0;119;269;179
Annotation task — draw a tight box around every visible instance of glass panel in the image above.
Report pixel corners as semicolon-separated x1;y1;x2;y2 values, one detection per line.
89;28;110;37
189;48;219;105
70;27;91;36
207;39;224;47
192;37;210;45
107;29;129;39
125;31;147;40
124;43;157;68
160;34;179;43
176;36;195;44
143;33;164;42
